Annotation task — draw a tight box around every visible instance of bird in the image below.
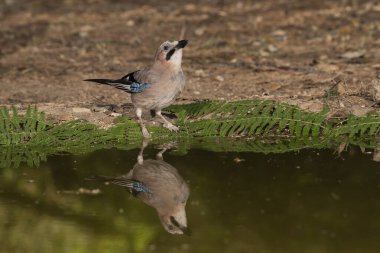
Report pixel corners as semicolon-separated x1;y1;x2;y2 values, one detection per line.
84;40;188;138
86;141;190;235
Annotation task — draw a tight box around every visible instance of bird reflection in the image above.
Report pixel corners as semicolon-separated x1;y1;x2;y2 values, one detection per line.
372;149;380;162
87;141;190;235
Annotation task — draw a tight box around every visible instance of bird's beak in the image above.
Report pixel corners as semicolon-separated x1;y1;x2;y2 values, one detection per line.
175;40;188;49
180;226;192;236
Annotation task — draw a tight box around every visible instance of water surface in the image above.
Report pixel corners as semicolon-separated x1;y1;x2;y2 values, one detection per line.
1;145;380;253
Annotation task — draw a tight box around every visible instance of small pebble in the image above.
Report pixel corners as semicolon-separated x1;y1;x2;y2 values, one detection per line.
72;107;91;114
92;106;108;113
215;75;224;82
110;112;122;117
267;44;278;52
126;20;135;27
194;27;206;36
194;69;207;77
272;30;286;36
259;49;269;57
233;157;245;163
341;50;365;59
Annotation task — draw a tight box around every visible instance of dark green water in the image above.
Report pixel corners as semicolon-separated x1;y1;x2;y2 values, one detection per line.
1;145;380;253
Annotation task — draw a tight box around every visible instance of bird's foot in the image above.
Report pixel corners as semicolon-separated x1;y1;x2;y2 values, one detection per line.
163;123;179;132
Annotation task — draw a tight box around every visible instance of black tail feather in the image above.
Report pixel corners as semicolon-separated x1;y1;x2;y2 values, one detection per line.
84;77;149;93
84;79;116;85
84;175;114;181
85;175;142;190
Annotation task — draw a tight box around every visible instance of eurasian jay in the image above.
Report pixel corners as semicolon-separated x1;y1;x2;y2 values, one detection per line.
85;40;188;138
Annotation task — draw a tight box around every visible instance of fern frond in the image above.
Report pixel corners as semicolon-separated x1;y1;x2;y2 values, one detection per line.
0;106;47;145
1;101;380;168
171;100;328;138
333;113;380;138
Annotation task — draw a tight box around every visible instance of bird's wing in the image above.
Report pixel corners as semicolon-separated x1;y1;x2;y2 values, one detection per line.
128;68;151;83
84;70;151;93
120;71;139;83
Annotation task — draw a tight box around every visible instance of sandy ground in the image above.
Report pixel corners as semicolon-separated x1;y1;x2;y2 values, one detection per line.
0;0;379;126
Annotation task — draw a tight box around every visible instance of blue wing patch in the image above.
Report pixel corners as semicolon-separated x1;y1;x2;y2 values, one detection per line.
129;82;151;93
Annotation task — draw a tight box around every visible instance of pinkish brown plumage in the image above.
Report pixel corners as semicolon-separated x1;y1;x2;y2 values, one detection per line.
85;40;188;138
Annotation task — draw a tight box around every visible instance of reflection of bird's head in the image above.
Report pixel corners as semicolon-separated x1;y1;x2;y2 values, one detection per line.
159;207;191;235
154;40;188;67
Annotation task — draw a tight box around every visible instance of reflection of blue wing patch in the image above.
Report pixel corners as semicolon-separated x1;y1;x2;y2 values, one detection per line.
132;182;152;193
104;177;151;194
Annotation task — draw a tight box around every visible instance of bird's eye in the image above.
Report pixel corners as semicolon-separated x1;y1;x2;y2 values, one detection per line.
163;46;169;50
167;225;174;230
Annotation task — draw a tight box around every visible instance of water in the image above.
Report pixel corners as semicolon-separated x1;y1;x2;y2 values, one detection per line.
1;145;380;253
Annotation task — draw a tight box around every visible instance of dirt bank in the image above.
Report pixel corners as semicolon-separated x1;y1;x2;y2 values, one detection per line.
1;0;379;125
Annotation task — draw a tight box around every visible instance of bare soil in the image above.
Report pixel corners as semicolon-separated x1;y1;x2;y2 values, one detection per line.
0;0;379;126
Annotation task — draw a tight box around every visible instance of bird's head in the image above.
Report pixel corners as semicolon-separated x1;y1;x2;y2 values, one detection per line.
158;208;190;235
154;40;188;67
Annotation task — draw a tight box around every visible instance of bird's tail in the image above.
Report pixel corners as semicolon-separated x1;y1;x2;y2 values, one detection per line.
85;175;115;181
84;79;117;85
85;175;151;193
85;175;138;188
84;78;150;93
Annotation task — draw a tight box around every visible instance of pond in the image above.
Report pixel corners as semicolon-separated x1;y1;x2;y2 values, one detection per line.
1;143;380;253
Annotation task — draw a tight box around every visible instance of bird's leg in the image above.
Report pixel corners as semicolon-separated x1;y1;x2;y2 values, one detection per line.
156;141;178;160
136;108;150;139
156;148;168;160
156;110;179;132
138;139;149;164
